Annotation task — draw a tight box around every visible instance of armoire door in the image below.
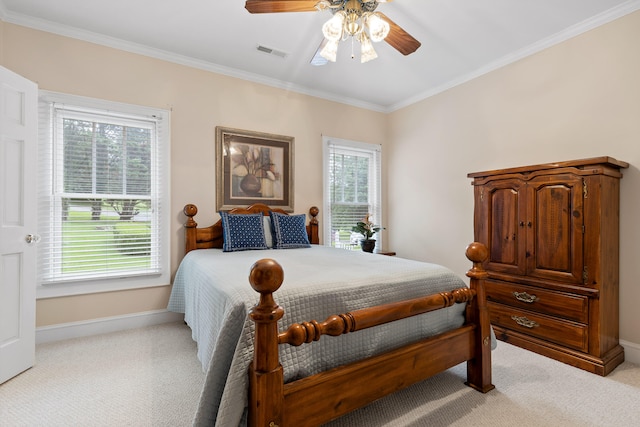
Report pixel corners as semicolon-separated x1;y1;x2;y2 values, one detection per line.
525;174;584;284
475;178;527;276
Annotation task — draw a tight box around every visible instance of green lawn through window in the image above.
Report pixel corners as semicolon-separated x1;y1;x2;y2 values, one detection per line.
62;210;151;274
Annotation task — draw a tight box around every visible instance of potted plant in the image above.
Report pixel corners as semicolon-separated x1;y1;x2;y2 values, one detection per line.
352;214;384;253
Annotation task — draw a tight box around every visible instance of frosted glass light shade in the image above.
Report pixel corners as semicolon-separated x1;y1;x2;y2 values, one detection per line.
360;35;377;63
322;12;346;42
366;13;390;42
320;38;339;62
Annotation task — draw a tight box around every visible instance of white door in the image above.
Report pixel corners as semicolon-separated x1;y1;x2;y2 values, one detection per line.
0;66;38;384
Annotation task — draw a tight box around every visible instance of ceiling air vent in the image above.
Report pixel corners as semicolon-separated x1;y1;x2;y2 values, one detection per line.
256;45;288;59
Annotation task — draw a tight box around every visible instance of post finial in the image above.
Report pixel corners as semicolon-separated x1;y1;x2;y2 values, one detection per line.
466;242;489;280
309;206;319;222
465;242;488;264
183;203;198;218
249;258;284;295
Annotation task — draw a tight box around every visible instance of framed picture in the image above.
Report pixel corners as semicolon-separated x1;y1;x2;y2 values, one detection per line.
216;126;294;211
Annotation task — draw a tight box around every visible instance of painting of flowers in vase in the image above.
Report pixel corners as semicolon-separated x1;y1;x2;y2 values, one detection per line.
216;127;294;211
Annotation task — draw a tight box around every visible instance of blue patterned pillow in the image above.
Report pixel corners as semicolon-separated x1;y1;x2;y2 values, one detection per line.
269;212;311;249
220;212;268;252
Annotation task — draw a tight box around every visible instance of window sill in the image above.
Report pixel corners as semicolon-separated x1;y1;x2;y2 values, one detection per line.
36;272;170;299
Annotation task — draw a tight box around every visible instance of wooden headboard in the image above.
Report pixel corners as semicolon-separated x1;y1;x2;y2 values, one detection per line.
183;203;319;254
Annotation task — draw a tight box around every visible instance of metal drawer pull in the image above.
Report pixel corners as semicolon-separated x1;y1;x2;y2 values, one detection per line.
511;315;539;329
512;291;538;303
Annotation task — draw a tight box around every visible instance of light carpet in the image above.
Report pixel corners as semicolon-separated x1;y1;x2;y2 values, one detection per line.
1;321;639;426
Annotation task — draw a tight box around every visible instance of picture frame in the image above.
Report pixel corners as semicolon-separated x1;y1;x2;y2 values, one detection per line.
216;126;294;212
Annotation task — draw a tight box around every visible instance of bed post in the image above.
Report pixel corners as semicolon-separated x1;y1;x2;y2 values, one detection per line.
183;204;198;254
248;258;285;427
464;242;494;393
307;206;319;244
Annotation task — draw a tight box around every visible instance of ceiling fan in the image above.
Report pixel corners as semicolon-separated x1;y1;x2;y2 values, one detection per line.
244;0;421;64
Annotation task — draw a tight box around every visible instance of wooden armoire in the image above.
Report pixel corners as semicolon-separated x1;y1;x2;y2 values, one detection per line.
468;157;628;376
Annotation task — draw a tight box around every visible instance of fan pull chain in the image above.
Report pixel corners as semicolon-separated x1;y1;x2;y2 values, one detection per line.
351;37;355;60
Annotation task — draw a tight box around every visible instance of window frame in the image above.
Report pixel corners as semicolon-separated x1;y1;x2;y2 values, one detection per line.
322;136;382;250
37;91;171;298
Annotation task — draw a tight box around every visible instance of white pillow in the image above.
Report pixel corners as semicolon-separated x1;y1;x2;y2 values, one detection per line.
263;216;273;248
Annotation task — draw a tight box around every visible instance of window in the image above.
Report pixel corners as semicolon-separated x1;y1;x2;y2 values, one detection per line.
323;136;382;250
37;92;170;297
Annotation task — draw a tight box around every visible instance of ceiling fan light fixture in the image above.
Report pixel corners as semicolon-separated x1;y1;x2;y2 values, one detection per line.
317;1;386;63
319;38;339;62
366;12;390;42
322;11;345;41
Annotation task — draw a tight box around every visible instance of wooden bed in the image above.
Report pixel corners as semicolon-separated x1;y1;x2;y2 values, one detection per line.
181;203;494;427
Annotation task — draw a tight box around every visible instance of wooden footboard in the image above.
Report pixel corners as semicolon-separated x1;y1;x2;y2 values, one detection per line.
248;242;493;427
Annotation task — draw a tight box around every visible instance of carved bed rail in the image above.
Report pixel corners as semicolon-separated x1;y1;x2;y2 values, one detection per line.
278;288;476;346
248;242;493;427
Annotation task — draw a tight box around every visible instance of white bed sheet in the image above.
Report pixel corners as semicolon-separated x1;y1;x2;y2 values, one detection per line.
168;246;468;427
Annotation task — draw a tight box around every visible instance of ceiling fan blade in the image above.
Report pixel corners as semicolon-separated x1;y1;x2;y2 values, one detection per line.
245;0;320;13
310;39;329;66
376;12;421;56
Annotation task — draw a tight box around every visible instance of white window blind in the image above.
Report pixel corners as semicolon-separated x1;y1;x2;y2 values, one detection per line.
38;92;170;295
323;137;382;250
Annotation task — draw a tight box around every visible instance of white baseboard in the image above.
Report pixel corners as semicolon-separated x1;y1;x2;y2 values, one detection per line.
36;309;184;344
620;340;640;365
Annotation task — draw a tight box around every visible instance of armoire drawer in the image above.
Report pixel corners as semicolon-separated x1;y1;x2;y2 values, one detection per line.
485;279;588;324
488;302;588;352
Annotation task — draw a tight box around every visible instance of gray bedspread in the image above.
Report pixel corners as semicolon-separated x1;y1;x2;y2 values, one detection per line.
168;246;468;427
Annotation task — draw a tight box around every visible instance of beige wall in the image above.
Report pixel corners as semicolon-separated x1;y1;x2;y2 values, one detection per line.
0;23;388;327
387;11;640;346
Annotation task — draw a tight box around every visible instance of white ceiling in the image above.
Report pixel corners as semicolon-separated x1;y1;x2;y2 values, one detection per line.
1;0;638;112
